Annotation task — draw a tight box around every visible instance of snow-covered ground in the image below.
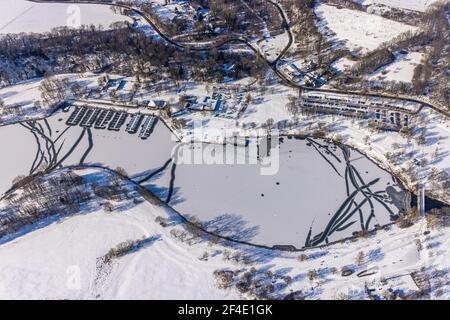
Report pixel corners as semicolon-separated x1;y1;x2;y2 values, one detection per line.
315;4;417;54
0;0;131;34
0;167;448;299
369;52;424;83
353;0;441;12
146;2;177;24
332;57;358;73
0;106;405;248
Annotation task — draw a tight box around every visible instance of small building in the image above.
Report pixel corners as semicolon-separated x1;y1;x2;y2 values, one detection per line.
116;80;127;91
147;100;166;109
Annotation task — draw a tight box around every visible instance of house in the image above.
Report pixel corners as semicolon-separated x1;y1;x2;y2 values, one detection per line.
116;80;127;91
280;63;303;80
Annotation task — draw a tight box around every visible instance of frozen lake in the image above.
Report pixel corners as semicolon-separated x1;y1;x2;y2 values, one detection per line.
168;137;408;248
0;107;408;248
0;0;131;34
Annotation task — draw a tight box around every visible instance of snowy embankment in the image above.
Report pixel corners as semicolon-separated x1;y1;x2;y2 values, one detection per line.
0;166;448;299
315;4;417;54
0;0;131;34
332;57;358;73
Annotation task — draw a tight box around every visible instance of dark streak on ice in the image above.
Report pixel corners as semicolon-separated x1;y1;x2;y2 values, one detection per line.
79;128;93;165
50;128;86;170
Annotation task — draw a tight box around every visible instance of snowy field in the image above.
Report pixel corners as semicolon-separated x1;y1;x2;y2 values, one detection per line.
369;52;424;82
0;167;448;299
166;81;449;204
0;107;406;248
0;182;239;299
315;4;417;54
353;0;441;12
0;0;131;34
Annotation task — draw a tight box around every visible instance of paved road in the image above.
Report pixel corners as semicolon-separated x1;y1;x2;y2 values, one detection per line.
28;0;449;117
264;0;293;65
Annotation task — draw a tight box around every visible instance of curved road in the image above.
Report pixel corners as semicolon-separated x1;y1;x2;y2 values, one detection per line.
28;0;449;117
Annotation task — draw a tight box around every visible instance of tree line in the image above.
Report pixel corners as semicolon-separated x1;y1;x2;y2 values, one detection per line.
0;22;267;88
